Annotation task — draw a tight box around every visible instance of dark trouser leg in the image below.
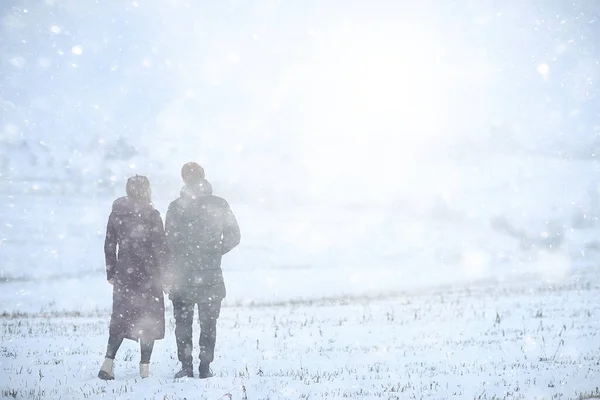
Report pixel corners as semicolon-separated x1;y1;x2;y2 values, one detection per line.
173;299;195;366
140;340;154;364
198;300;221;365
199;318;217;364
105;334;124;360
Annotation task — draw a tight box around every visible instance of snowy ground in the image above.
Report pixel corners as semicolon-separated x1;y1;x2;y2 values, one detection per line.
1;266;600;399
3;157;600;399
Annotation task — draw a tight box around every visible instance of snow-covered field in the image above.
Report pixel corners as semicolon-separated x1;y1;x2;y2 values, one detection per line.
2;267;600;399
3;156;600;399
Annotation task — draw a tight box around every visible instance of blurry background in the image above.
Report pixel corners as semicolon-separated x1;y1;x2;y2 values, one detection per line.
1;0;600;301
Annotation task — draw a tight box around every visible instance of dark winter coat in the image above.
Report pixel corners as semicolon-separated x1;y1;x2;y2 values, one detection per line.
104;197;167;341
165;180;241;303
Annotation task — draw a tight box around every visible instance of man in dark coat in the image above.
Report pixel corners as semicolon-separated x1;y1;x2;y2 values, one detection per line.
99;175;167;380
165;162;241;379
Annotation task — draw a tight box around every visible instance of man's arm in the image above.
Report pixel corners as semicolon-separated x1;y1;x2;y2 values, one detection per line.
150;211;168;282
221;200;241;255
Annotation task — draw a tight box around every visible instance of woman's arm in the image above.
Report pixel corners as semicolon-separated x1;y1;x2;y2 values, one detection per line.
104;213;118;282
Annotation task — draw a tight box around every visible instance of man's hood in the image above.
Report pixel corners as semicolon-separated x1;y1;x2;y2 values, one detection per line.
180;179;213;199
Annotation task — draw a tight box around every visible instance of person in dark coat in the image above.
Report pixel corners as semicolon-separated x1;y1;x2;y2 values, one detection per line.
164;162;241;379
98;175;167;380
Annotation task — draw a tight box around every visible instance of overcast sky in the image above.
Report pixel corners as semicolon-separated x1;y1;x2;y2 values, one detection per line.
1;0;599;201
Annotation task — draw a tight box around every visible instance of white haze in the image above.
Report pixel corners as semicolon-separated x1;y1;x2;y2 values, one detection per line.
1;1;600;284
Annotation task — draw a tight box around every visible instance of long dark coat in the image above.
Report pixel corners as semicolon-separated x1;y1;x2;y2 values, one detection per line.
104;196;166;341
165;180;241;303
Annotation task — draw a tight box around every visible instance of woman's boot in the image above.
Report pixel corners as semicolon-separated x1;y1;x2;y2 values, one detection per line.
139;363;150;378
98;358;115;380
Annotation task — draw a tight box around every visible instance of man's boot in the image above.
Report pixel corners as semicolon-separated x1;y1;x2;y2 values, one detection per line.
198;362;213;379
174;362;194;379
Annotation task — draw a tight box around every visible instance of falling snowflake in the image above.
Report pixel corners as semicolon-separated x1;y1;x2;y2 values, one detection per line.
71;45;83;55
537;63;549;76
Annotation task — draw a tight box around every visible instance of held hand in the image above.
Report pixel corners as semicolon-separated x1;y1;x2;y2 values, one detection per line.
163;284;172;295
108;279;114;285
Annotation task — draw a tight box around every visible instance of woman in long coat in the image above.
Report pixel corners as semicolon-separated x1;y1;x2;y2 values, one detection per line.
98;175;167;380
